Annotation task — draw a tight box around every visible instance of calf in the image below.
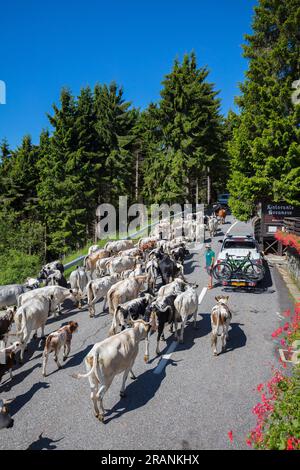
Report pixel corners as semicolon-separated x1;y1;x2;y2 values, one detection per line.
73;319;154;422
0;307;16;346
0;342;21;383
0;399;14;430
211;296;232;356
42;321;79;376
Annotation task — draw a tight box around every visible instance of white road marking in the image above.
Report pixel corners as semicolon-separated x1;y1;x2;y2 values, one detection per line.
226;220;239;235
153;341;178;375
153;286;208;375
198;287;208;304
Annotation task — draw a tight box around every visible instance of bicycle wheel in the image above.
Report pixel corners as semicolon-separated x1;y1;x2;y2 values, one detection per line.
243;263;265;281
212;262;232;281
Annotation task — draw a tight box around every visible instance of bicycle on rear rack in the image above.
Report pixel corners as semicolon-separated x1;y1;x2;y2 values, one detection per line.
212;251;265;282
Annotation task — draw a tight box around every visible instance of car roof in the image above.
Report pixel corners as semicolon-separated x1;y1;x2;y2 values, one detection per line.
224;235;255;240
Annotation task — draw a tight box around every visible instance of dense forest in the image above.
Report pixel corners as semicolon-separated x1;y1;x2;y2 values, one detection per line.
0;0;299;284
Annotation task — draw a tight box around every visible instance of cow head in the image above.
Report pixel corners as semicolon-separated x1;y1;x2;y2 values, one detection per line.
68;289;81;308
215;295;229;305
68;321;79;334
0;399;14;430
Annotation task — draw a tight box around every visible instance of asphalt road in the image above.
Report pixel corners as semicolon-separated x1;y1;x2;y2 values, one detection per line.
0;216;294;450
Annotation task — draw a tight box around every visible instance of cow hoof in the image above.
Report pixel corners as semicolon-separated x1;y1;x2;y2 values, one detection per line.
131;375;137;381
63;356;67;361
42;372;47;377
213;352;218;357
33;334;37;339
120;392;126;398
144;355;149;363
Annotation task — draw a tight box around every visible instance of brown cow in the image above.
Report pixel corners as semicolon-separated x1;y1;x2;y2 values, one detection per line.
0;342;21;383
84;250;110;278
211;296;232;356
217;209;226;224
42;321;79;376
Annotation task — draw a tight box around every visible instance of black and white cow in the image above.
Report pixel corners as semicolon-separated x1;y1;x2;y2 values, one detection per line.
113;293;154;332
144;294;178;356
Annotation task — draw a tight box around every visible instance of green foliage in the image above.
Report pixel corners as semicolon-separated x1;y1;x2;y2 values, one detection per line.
141;53;227;204
0;249;41;285
228;0;300;220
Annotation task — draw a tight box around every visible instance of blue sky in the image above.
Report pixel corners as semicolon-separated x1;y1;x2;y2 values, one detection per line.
0;0;257;149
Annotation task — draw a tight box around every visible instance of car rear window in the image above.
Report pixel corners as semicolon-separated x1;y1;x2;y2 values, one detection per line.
223;240;256;250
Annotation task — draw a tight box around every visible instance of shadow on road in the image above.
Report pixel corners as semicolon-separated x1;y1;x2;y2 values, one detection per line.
26;432;63;450
0;362;41;392
224;322;247;354
104;361;177;424
10;382;50;417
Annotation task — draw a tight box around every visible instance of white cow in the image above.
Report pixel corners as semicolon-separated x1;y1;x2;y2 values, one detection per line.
107;256;137;275
174;285;198;343
208;216;219;238
157;278;187;298
18;286;80;316
121;264;143;279
73;319;154;422
95;257;111;277
104;240;134;254
86;274;120;317
69;267;90;307
88;244;101;255
15;296;54;362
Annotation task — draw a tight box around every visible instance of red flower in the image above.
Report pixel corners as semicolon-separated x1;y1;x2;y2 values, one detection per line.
228;431;233;442
257;384;264;392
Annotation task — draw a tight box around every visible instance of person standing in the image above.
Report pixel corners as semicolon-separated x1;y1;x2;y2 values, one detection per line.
205;244;215;289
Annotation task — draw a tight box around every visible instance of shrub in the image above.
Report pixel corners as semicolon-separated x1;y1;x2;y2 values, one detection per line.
0;249;41;285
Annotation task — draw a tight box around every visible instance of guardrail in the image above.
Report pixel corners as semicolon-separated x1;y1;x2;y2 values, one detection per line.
63;209;205;270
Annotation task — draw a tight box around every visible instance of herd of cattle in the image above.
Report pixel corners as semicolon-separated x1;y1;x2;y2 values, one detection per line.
0;211;231;427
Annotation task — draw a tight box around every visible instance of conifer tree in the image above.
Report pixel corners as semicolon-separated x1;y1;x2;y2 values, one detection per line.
228;0;300;220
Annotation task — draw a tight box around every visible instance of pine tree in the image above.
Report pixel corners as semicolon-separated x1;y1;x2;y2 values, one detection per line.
142;53;226;204
228;0;300;220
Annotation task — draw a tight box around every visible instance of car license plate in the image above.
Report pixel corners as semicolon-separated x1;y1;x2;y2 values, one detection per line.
231;281;246;287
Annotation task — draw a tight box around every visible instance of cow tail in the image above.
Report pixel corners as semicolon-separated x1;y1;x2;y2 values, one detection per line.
87;281;93;306
83;255;88;269
107;288;115;316
15;307;27;339
72;349;101;381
